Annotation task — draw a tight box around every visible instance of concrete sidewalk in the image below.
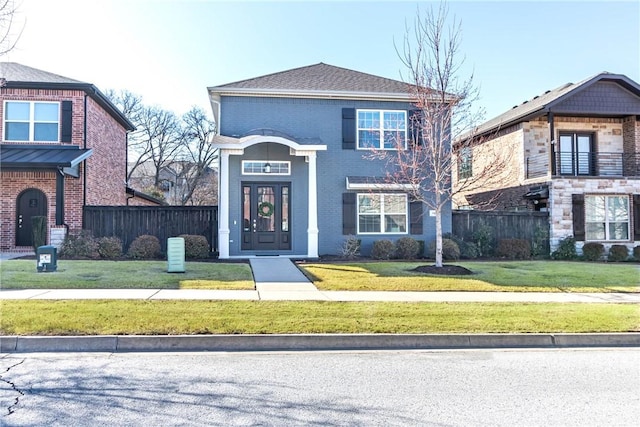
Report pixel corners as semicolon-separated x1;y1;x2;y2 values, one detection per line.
1;288;639;303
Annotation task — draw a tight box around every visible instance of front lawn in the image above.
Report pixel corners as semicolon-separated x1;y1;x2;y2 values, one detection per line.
300;261;640;293
1;300;638;335
0;260;254;290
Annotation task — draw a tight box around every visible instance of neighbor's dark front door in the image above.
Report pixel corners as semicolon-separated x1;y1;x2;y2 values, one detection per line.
242;183;291;251
16;189;47;247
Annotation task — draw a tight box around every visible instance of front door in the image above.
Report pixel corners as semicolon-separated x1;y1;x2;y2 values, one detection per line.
16;189;47;247
242;183;291;251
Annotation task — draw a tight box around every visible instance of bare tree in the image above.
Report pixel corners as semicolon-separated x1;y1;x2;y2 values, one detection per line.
0;0;23;57
174;106;218;205
373;2;510;267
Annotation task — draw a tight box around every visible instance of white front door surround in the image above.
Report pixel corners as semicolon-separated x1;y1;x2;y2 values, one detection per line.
213;135;326;259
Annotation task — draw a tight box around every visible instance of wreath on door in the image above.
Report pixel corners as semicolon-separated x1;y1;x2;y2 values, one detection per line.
258;201;274;217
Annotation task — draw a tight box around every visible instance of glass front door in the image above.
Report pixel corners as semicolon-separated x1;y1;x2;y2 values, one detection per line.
242;183;291;251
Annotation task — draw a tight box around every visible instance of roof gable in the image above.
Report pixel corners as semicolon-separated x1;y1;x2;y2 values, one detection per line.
208;63;412;100
469;72;640;137
0;62;83;84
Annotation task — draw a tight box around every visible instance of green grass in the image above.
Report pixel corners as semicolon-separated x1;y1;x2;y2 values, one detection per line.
1;300;638;335
0;260;254;290
300;261;640;293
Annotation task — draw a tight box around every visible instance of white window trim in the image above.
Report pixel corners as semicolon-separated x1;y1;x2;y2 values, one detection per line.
241;160;291;176
356;109;407;151
585;194;630;242
3;100;60;143
357;193;409;235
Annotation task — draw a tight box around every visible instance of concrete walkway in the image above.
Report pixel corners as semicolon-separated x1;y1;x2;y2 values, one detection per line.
1;288;639;303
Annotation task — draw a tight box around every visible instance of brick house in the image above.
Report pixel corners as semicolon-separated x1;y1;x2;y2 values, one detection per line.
0;62;156;252
454;72;640;254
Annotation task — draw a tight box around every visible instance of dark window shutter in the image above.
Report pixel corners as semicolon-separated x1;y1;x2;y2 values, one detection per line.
342;192;356;235
572;194;585;241
61;101;73;142
409;199;423;235
633;195;640;241
342;108;356;150
409;109;422;147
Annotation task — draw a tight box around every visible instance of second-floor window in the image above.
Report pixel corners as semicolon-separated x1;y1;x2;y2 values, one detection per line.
558;132;594;176
585;195;629;241
4;101;60;142
458;147;473;179
357;109;406;150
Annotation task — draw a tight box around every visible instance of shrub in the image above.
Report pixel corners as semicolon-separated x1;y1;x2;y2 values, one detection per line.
496;239;531;260
127;234;161;259
531;225;550;258
551;236;578;260
371;239;395;260
444;233;478;259
97;236;123;259
59;230;99;259
338;235;361;259
31;216;47;252
472;223;494;257
179;234;210;259
428;238;460;261
633;246;640;261
581;242;604;261
608;245;629;262
394;237;421;259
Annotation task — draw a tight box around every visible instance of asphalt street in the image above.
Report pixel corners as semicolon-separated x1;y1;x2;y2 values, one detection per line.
1;348;639;426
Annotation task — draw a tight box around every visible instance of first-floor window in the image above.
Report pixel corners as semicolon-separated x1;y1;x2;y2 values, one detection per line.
357;193;407;234
585;195;629;241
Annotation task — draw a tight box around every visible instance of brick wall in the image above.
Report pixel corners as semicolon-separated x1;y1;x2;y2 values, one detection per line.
85;96;128;205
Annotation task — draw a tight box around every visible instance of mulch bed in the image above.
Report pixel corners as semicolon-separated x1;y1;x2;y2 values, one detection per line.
411;264;474;275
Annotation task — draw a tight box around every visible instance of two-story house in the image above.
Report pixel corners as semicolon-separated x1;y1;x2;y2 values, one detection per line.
454;72;640;254
210;63;451;259
0;62;154;253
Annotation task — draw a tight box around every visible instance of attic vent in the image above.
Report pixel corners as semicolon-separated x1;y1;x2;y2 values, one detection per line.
544;90;551;94
533;96;539;99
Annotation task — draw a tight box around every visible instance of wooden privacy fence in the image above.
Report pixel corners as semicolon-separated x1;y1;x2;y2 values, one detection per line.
83;206;218;253
452;210;549;244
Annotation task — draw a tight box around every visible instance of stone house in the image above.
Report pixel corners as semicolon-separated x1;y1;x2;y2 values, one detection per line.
454;72;640;254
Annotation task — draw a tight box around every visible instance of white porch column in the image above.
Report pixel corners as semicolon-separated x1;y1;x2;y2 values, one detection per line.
218;150;230;259
306;152;319;258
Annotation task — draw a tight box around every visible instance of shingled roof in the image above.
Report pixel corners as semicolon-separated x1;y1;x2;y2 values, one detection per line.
466;72;640;139
0;62;135;131
208;63;413;100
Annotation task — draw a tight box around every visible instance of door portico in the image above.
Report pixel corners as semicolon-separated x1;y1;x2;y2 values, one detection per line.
213;133;326;259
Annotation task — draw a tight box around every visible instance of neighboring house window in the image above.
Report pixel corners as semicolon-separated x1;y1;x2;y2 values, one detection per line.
558;132;594;176
4;101;60;142
357;110;406;150
458;147;473;179
585;195;629;241
357;193;407;234
242;161;290;175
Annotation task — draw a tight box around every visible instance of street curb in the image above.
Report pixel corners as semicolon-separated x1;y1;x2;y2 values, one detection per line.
2;333;639;353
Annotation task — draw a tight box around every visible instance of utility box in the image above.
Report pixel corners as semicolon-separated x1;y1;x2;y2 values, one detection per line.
36;245;57;272
167;237;185;273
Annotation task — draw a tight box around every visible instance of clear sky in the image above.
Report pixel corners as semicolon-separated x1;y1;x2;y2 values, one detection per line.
5;0;639;123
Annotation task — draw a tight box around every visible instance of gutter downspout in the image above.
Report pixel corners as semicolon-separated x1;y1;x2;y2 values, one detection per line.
82;94;88;227
548;112;556;176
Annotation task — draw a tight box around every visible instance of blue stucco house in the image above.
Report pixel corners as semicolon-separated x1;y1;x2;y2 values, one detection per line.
209;63;451;259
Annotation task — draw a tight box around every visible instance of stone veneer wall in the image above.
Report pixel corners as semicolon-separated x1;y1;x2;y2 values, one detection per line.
549;177;639;252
